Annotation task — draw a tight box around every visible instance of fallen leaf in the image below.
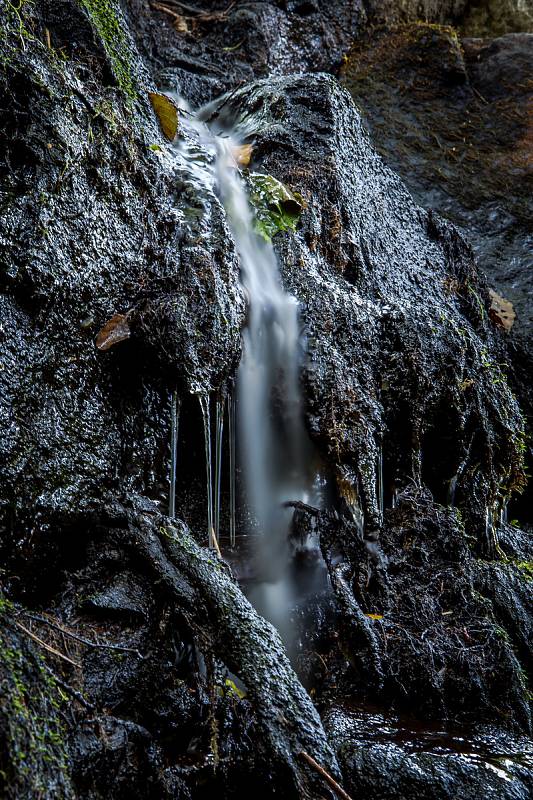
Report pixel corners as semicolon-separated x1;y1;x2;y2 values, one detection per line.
365;613;384;620
232;143;253;167
488;288;515;331
223;39;244;52
96;314;131;351
173;15;188;33
224;678;246;699
149;91;179;141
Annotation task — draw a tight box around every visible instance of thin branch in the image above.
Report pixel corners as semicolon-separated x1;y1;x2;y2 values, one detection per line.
282;499;320;517
14;620;81;669
299;750;354;800
151;2;185;22
19;612;145;660
157;0;236;19
42;663;95;711
210;526;222;559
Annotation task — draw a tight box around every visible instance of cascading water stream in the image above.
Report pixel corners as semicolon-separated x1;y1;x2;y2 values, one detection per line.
174;97;322;645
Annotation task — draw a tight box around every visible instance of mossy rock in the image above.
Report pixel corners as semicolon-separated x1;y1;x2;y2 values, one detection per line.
77;0;136;99
248;172;305;241
0;596;73;799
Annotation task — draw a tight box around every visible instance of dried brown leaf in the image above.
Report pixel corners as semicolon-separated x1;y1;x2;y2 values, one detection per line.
96;314;131;351
232;143;253;167
488;288;516;331
148;91;179;141
173;15;188;33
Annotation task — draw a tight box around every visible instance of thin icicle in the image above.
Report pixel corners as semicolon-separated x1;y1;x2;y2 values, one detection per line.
199;394;214;547
377;445;384;519
168;391;181;519
447;474;458;507
499;495;508;525
228;387;236;548
214;394;225;544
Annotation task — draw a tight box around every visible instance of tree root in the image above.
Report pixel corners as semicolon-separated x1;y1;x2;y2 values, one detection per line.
111;497;340;797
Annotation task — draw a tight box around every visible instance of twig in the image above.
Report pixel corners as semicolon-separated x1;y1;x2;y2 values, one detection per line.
14;620;81;669
19;611;145;660
159;0;236;19
282;499;320;517
299;751;353;800
472;86;489;105
42;663;95;711
151;2;185;22
210;526;222;559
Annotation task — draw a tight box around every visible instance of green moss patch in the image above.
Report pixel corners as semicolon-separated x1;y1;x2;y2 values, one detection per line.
247;172;305;241
0;598;72;799
78;0;136;99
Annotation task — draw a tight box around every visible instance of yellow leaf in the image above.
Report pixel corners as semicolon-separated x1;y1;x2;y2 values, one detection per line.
149;92;179;141
224;678;246;699
365;613;383;620
488;288;515;331
232;143;253;167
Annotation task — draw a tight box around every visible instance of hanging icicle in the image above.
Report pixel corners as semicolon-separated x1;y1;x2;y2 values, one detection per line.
199;394;214;548
377;444;384;520
228;387;237;548
168;390;181;519
214;393;225;544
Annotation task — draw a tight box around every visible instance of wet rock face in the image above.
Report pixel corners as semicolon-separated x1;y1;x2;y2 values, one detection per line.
308;493;533;738
459;0;533;37
130;0;367;105
0;0;245;534
134;0;473;105
1;1;532;799
215;72;525;543
325;705;533;800
340;24;533;349
0;597;73;799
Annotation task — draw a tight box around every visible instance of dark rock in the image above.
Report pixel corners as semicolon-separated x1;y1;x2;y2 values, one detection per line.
325;704;533;800
213;72;526;547
70;716;160;799
340;25;533;350
0;596;73;800
1;0;531;797
83;570;154;620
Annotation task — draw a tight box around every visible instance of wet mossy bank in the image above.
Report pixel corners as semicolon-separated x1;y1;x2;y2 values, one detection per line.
0;1;532;798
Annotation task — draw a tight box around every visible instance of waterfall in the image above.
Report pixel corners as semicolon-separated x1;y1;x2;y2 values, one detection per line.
214;140;309;509
175;96;319;643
